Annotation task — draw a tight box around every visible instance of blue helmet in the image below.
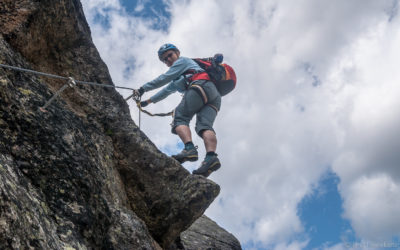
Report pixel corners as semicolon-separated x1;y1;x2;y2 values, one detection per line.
158;43;179;60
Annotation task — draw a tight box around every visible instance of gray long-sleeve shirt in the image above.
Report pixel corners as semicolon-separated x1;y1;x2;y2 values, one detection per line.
141;56;204;103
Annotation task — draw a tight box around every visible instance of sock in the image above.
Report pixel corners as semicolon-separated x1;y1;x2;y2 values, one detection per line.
184;141;195;150
205;151;217;160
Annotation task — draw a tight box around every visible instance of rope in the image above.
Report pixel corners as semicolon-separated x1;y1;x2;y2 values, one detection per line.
137;103;173;117
123;94;173;129
135;102;173;130
124;94;173;117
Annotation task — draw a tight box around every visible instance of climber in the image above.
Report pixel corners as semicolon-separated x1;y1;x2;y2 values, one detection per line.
133;43;221;177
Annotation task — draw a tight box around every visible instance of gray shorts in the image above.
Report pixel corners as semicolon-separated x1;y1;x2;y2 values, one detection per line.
172;80;221;137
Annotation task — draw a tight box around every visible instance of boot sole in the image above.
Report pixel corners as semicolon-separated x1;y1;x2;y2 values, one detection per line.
204;162;221;177
173;155;198;163
193;161;221;177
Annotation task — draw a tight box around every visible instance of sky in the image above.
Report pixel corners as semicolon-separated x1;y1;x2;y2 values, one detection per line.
80;0;400;249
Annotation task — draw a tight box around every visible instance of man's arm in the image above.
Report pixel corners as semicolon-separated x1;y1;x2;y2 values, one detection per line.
141;58;188;92
140;75;186;105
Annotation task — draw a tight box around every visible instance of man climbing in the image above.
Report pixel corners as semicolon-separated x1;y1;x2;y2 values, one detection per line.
133;43;221;177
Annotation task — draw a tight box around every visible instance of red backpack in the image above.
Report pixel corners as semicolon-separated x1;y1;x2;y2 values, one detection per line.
188;55;237;96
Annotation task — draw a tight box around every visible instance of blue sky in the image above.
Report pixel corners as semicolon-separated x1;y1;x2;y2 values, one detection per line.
297;171;356;249
81;0;400;249
120;0;170;30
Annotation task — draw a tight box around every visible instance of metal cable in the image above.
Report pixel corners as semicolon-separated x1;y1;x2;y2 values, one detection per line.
0;63;172;123
0;63;134;91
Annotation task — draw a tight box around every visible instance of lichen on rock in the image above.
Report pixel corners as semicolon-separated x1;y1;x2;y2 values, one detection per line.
0;0;241;249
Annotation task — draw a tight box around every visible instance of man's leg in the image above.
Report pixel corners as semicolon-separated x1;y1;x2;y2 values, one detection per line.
193;105;221;177
171;89;204;163
172;125;198;163
175;125;192;144
193;129;221;177
191;81;221;177
202;129;217;152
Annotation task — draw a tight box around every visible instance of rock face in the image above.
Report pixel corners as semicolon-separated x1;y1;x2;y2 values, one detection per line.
180;216;242;250
0;0;241;249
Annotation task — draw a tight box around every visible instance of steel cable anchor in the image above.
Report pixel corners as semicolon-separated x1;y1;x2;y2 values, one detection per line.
39;77;76;112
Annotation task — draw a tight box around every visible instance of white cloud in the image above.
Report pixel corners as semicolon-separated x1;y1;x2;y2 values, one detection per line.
331;10;400;241
81;0;400;248
343;174;400;240
82;0;121;13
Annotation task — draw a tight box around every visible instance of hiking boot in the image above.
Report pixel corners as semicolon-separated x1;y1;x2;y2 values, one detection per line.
192;155;221;177
172;146;198;163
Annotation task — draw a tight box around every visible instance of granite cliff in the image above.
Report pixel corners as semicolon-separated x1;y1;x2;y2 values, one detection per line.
0;0;241;249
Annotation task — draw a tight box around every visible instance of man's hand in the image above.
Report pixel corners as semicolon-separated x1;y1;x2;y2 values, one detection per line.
133;87;145;98
140;99;151;107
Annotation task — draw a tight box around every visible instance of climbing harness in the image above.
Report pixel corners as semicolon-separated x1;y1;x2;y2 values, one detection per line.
190;84;208;104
